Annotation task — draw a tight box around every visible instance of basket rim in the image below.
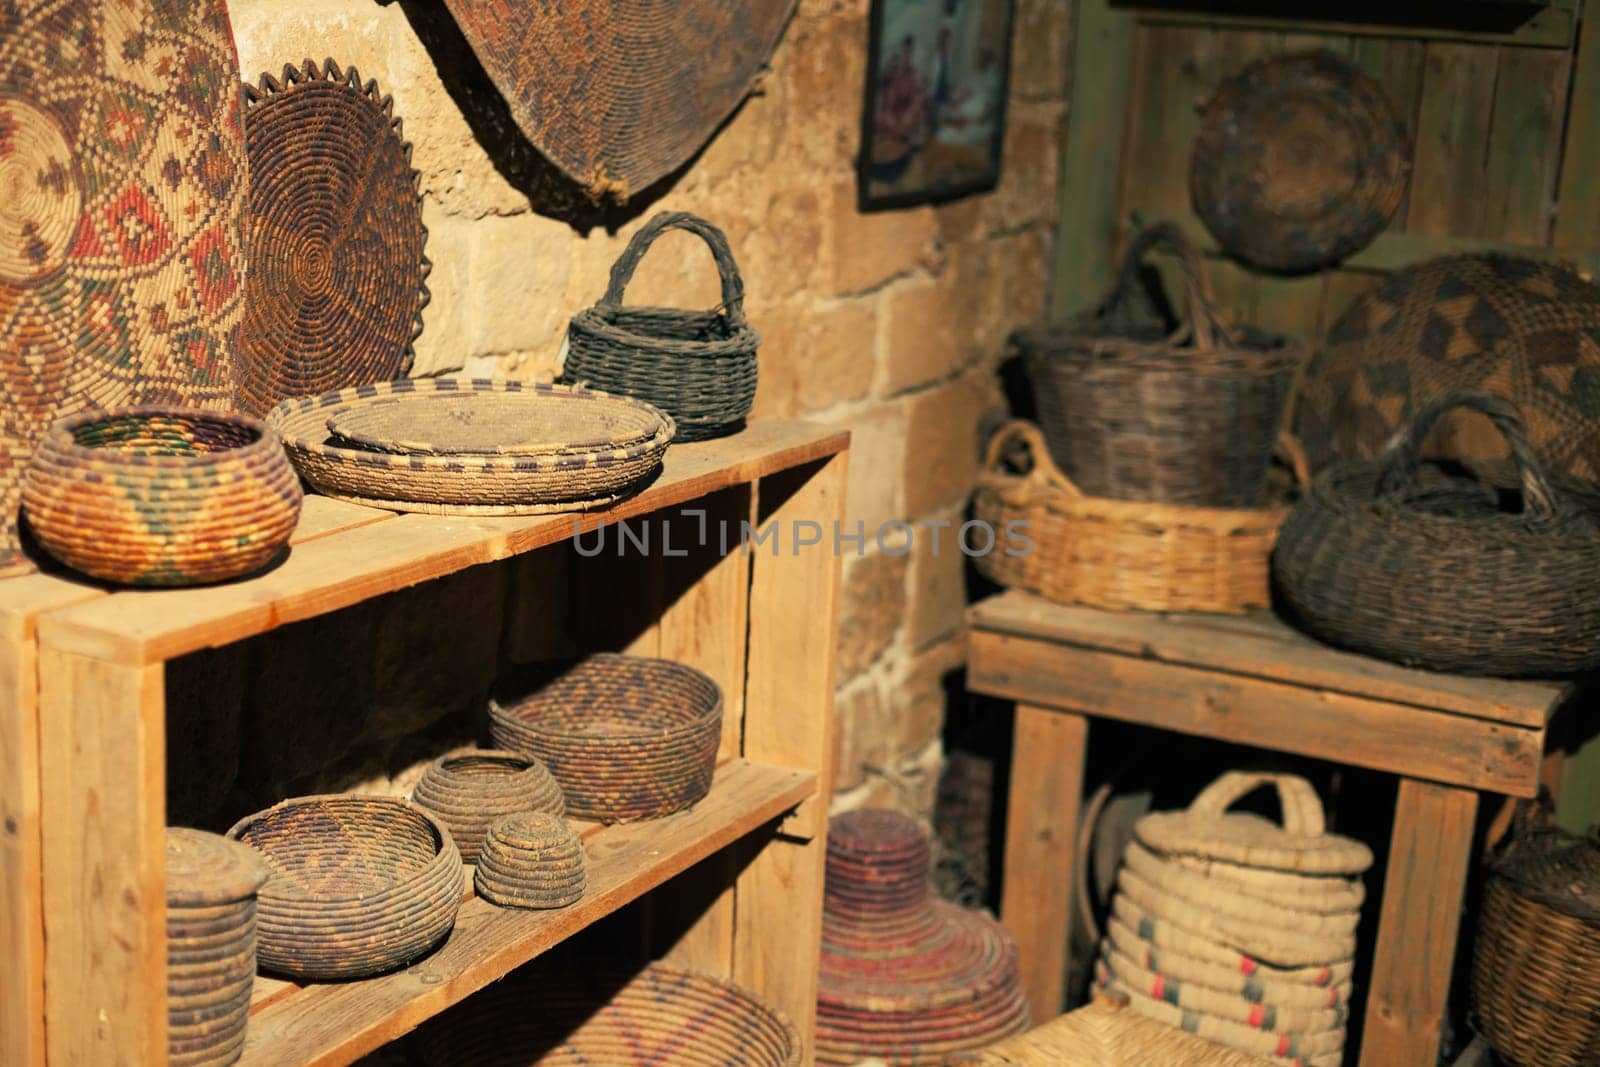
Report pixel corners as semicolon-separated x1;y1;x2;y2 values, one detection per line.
39;406;281;471
488;653;724;740
569;303;761;360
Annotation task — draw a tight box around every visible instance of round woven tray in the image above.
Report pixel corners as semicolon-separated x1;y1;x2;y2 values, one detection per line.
227;795;463;979
489;654;723;823
411;750;564;865
1192;51;1410;273
474;812;587;909
269;379;674;515
236;59;429;416
22;408;302;586
413;960;802;1066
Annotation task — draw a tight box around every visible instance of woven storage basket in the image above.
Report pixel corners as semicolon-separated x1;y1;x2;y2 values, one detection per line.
227;795;464;979
1273;391;1600;677
973;420;1301;614
1104;917;1353;1011
21;408;302;586
270;378;674;515
1470;810;1600;1067
1111;895;1355;991
489;653;723;823
1091;981;1345;1067
1016;223;1303;507
411;749;564;865
1097;949;1347;1035
413;960;802;1066
563;212;759;442
473;812;587;909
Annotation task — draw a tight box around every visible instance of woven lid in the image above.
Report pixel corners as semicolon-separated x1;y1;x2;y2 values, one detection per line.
1136;773;1373;876
166;827;270;907
1191;51;1410;273
1492;827;1600;925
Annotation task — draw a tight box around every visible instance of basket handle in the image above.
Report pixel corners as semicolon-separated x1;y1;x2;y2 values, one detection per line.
1374;391;1556;520
981;420;1085;498
1276;431;1312;490
600;211;748;324
1187;772;1327;837
1096;223;1235;351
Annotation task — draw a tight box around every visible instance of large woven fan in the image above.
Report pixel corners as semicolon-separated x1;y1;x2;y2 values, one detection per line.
438;1;796;201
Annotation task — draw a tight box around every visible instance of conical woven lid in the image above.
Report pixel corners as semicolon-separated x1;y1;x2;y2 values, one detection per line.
166;827;270;907
1136;773;1373;876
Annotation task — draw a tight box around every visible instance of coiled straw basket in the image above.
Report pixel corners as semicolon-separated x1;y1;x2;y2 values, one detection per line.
411;749;565;864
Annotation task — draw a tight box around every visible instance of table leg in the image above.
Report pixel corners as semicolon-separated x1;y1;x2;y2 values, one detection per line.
1360;777;1478;1067
1001;704;1088;1023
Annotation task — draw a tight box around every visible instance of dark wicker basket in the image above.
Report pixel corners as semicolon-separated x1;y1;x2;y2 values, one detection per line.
1017;224;1303;507
1272;392;1600;677
411;750;565;864
562;212;759;442
474;812;587;909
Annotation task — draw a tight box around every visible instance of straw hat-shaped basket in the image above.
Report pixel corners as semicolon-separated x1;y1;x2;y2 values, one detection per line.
473;812;587;909
974;420;1302;614
1273;391;1600;676
227;795;463;979
411;750;564;864
22;408;302;586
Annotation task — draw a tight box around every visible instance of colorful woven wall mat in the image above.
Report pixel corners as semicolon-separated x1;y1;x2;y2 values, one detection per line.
0;0;247;576
22;408;302;587
436;2;796;201
236;59;429;417
473;812;587;910
268;378;674;515
411;749;564;865
1192;51;1410;273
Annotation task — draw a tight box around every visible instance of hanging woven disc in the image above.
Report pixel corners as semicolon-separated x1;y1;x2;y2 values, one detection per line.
1191;51;1410;273
437;1;796;201
236;59;429;416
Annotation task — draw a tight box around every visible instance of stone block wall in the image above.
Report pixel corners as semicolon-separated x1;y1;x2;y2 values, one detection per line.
213;0;1069;823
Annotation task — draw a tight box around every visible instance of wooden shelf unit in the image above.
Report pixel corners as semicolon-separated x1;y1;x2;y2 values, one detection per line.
0;419;849;1066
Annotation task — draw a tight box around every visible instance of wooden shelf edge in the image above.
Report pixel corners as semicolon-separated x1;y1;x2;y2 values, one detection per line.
236;759;816;1067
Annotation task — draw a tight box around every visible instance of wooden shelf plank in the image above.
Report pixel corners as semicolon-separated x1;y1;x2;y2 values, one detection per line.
236;759;815;1067
34;421;847;666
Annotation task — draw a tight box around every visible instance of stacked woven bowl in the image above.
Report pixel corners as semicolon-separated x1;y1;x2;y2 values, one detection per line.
1095;773;1371;1067
816;809;1029;1065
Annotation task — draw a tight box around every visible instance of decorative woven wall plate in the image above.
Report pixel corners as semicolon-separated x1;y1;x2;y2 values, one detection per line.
236;60;429;416
1191;51;1410;273
0;0;248;576
438;2;796;200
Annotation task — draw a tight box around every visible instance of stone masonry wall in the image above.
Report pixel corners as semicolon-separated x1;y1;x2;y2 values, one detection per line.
216;0;1069;822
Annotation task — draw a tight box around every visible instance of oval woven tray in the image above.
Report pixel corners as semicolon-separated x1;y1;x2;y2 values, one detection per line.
411;750;564;865
269;379;674;515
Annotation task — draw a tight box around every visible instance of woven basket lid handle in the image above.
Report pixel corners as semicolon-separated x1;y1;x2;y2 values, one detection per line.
1098;222;1237;352
1187;772;1327;836
1375;391;1556;520
600;211;747;324
981;420;1084;498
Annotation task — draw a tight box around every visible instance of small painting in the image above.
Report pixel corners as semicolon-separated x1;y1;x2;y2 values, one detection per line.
859;0;1015;209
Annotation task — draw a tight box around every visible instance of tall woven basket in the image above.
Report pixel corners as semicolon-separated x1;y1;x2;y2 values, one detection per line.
1017;224;1303;507
563;212;759;442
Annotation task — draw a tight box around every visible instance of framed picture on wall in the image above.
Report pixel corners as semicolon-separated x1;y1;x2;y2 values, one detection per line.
859;0;1015;209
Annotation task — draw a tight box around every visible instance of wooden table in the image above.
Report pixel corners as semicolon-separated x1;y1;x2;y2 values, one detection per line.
966;591;1578;1067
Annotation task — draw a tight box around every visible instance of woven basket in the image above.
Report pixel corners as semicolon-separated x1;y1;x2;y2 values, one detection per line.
269;378;674;515
1122;842;1359;937
1111;896;1355;991
489;654;723;823
1016;224;1303;507
413;960;802;1066
973;420;1300;614
227;795;464;979
411;750;565;865
563;212;759;441
21;408;302;586
1097;949;1347;1035
1273;391;1600;677
1092;981;1345;1067
473;812;587;909
1105;917;1353;1011
960;994;1282;1067
1470;810;1600;1067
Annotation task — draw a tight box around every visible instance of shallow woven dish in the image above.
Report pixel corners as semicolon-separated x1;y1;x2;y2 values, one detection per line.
474;812;587;909
227;795;463;979
21;408;302;586
411;750;564;864
236;59;429;417
1192;51;1410;273
414;960;802;1066
269;379;674;515
489;653;723;823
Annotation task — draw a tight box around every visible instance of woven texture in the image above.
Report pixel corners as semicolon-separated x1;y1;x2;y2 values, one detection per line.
973;420;1293;614
563;212;759;441
1191;51;1409;273
1294;253;1600;481
235;59;427;416
269;378;673;515
961;995;1279;1066
1017;224;1302;507
816;809;1029;1066
473;811;587;909
227;795;463;979
414;960;802;1066
489;653;723;824
411;749;564;865
1273;391;1600;676
436;2;795;200
0;0;247;577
